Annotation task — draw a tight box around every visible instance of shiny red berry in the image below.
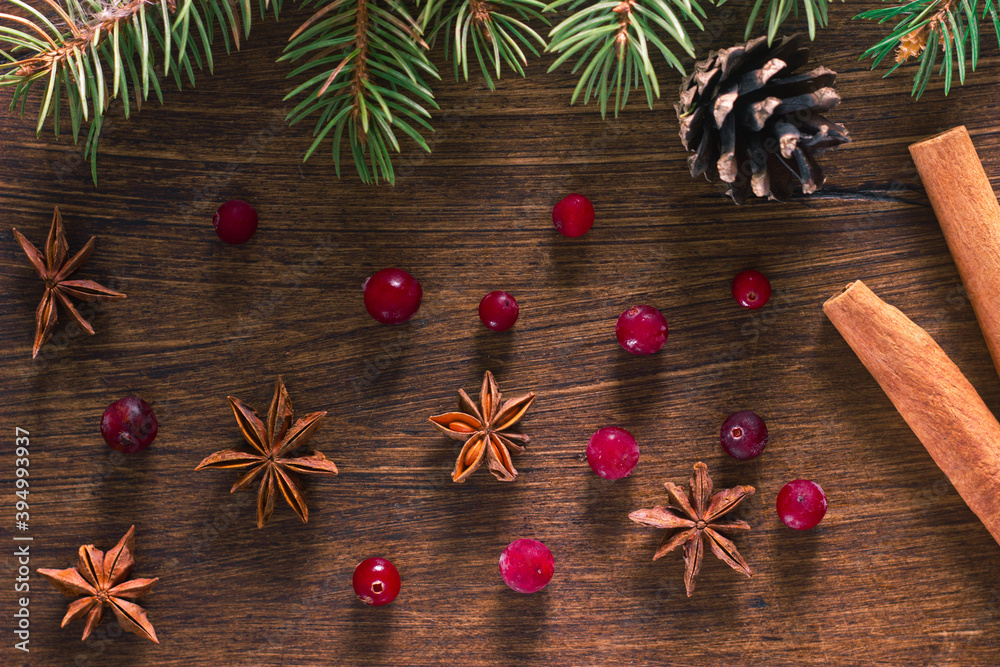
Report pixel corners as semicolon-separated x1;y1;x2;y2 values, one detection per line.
213;200;258;244
720;411;768;460
479;291;519;331
777;480;828;530
552;194;594;237
732;269;771;309
586;427;639;480
353;557;401;606
499;539;554;594
101;396;158;453
363;268;422;324
615;305;668;355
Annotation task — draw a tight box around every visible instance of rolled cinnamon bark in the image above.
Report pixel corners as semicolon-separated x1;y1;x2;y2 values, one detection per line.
909;126;1000;377
824;280;1000;547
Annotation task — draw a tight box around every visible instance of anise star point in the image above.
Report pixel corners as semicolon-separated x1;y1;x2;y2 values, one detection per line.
12;207;127;358
429;370;536;483
195;376;339;528
629;461;755;597
37;525;159;643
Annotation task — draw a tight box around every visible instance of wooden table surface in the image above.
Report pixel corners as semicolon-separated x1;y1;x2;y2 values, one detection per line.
3;2;1000;665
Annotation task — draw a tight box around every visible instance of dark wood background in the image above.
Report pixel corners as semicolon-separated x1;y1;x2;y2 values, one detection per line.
2;2;1000;665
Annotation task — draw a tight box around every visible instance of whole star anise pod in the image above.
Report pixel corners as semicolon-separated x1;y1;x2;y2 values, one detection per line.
429;371;536;482
629;462;755;597
12;207;127;358
37;525;159;643
195;377;339;528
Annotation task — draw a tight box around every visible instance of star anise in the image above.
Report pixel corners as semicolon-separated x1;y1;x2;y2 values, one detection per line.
629;462;755;597
37;525;159;643
195;377;339;528
12;207;127;358
430;370;536;482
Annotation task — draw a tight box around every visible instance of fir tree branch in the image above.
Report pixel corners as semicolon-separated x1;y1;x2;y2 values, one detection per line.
0;0;844;188
0;0;280;183
856;0;987;98
281;0;439;183
544;0;707;118
543;0;839;118
739;0;832;44
419;0;548;89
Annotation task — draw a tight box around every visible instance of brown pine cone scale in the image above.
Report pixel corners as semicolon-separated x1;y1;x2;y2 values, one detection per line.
676;34;850;204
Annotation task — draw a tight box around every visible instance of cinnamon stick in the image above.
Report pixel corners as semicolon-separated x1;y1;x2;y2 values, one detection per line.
824;280;1000;547
909;126;1000;377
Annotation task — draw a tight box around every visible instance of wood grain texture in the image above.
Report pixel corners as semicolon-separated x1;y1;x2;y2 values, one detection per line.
2;3;1000;665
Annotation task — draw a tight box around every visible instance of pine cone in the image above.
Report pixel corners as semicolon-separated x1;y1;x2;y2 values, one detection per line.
676;35;850;204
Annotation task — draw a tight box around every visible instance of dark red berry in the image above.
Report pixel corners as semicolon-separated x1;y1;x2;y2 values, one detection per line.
363;268;422;324
353;557;401;606
552;194;595;237
101;396;158;453
720;411;768;460
586;427;639;480
499;539;554;594
479;291;519;332
732;269;771;309
213;200;258;244
777;480;828;530
615;305;668;355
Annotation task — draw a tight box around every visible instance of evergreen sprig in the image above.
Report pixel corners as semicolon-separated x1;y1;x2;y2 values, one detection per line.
281;0;439;183
542;0;831;119
544;0;706;118
0;0;280;182
741;0;831;44
419;0;548;89
1;0;836;185
856;0;995;98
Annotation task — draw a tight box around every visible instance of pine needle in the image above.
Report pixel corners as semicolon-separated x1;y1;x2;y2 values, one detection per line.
856;0;989;98
282;0;439;184
0;0;282;184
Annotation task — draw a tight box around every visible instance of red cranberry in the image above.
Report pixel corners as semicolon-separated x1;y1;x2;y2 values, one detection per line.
732;269;771;309
353;557;401;606
499;539;554;594
552;194;594;237
720;411;768;460
479;291;519;331
213;200;258;244
586;427;639;480
615;305;668;355
101;396;158;453
777;480;828;530
363;268;422;324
